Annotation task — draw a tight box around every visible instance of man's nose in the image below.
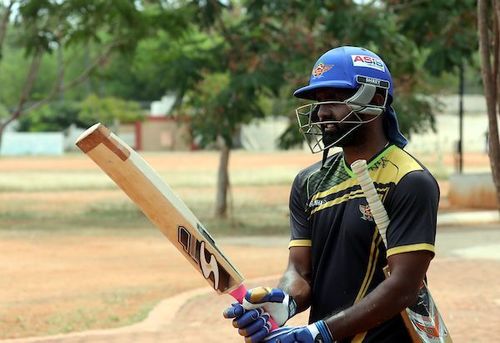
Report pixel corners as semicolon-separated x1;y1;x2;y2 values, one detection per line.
317;105;332;121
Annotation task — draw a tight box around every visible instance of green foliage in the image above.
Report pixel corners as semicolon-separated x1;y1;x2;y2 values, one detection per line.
386;0;478;75
96;28;217;103
235;1;440;148
0;0;196;133
78;94;143;127
182;2;296;148
14;0;163;56
0;0;480;148
17;101;82;132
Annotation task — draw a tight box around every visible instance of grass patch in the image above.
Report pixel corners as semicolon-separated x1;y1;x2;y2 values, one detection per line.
39;289;157;336
0;201;289;237
0;167;296;192
84;202;147;223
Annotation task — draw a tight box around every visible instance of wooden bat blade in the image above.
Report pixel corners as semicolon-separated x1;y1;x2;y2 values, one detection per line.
75;123;244;294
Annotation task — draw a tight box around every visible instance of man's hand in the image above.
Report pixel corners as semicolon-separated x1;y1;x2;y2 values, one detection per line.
223;287;299;342
223;303;271;343
263;321;334;343
243;287;297;326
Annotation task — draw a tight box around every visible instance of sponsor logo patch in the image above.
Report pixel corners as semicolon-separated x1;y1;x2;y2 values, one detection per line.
351;55;385;72
311;62;333;78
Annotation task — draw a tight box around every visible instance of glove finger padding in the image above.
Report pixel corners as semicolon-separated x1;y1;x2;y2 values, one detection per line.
234;308;266;329
244;325;271;343
223;303;245;319
238;313;270;336
243;287;297;327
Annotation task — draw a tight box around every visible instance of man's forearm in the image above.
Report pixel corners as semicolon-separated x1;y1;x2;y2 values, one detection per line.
324;275;419;340
277;269;312;313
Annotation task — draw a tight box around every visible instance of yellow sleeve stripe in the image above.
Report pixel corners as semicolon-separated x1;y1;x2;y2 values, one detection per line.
288;240;312;248
386;243;435;257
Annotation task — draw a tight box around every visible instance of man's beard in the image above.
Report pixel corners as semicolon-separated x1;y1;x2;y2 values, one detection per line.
322;121;362;148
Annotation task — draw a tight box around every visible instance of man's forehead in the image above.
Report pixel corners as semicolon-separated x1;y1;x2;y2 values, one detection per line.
315;87;356;100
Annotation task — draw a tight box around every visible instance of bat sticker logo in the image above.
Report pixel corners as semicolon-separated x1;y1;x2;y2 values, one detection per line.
178;225;222;291
199;241;220;290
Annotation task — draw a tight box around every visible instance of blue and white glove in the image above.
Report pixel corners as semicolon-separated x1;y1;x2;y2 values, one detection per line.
223;287;298;343
243;287;298;326
223;303;271;343
263;321;334;343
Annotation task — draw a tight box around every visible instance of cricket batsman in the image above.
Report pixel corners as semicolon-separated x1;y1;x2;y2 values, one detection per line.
224;46;441;342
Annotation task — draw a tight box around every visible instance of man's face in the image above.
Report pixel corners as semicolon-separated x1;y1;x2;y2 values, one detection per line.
314;88;361;148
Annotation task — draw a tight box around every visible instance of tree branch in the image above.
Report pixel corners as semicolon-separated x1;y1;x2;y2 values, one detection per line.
0;0;14;59
0;48;43;133
387;0;431;11
0;39;121;144
21;41;121;115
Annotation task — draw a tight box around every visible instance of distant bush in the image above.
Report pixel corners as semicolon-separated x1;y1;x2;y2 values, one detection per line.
17;101;84;132
78;94;144;127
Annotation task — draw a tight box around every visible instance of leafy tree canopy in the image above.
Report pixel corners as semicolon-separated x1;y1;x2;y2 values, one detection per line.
78;94;143;127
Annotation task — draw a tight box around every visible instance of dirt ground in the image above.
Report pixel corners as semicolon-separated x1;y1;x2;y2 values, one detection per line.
0;150;492;339
0;232;291;338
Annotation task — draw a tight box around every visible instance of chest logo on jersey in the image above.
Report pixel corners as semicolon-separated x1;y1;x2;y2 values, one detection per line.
359;204;374;222
308;198;327;210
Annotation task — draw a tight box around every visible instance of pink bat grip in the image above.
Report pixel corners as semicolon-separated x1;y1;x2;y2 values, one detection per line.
229;283;279;330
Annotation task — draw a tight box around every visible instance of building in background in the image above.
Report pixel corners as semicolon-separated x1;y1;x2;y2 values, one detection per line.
120;116;192;151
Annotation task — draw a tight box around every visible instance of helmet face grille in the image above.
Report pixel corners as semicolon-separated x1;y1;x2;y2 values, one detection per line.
296;102;383;153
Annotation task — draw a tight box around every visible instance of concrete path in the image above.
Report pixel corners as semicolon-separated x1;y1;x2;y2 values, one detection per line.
2;214;499;343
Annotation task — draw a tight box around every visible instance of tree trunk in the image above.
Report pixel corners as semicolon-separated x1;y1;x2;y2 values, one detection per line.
478;0;500;211
215;136;231;218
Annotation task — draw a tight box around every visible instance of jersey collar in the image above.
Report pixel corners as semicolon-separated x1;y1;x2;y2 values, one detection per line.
342;144;396;178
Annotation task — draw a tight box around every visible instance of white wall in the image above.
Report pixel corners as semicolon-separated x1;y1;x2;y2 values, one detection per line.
406;113;488;154
407;95;488;154
1;132;64;156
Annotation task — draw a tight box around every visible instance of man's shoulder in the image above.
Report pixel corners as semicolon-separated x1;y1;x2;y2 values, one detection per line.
381;146;439;198
383;146;435;183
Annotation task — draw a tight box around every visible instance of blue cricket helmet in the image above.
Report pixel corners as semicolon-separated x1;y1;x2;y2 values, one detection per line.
294;46;408;148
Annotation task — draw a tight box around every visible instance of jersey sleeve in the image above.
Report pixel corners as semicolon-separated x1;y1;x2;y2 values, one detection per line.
288;171;312;248
384;170;439;257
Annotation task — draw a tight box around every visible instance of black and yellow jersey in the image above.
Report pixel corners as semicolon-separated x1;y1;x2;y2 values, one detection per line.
288;144;439;343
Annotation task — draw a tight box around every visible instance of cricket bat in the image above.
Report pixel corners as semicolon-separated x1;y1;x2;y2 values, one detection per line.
75;123;278;330
351;160;453;343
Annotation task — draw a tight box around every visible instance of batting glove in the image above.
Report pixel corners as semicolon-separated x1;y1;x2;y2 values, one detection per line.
223;303;272;343
243;287;298;327
263;321;334;343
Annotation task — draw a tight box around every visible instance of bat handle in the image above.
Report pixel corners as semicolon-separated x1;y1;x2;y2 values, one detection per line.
229;284;279;331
